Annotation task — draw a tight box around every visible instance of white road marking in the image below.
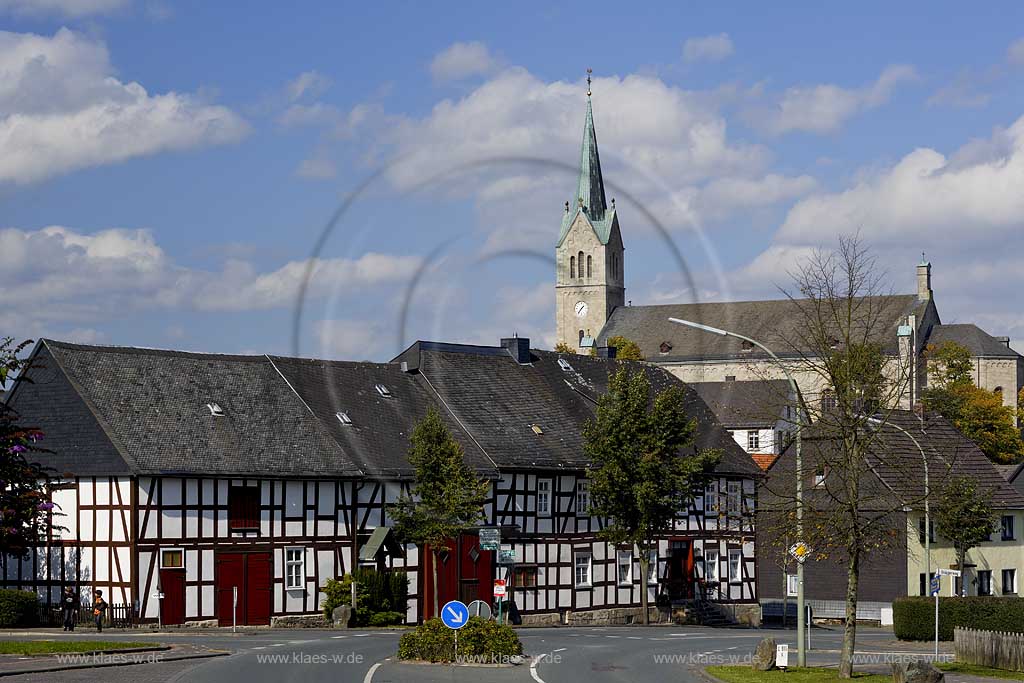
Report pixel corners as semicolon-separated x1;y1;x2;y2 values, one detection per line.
530;654;549;683
605;635;621;638
554;648;567;652
354;633;370;637
363;659;387;683
270;643;286;647
331;635;348;639
252;646;266;650
627;636;642;640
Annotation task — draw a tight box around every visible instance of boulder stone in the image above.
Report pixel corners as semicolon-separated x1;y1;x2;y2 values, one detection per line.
751;637;777;671
891;661;944;683
332;605;352;628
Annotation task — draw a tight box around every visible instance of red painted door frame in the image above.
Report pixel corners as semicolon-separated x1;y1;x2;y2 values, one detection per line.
216;551;272;626
158;569;185;625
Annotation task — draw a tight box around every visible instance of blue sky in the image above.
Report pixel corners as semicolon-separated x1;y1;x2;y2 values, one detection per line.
3;1;1024;360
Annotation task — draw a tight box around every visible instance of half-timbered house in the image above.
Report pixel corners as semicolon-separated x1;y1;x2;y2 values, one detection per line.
3;336;761;626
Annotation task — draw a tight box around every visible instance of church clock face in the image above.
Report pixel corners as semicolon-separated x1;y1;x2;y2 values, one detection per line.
574;301;589;317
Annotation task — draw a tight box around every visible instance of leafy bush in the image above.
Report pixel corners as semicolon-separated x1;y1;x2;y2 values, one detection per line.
893;597;1024;640
398;617;523;662
0;589;38;628
321;568;409;625
368;611;405;627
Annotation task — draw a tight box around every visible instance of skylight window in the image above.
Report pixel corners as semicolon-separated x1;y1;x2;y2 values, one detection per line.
531;424;544;435
336;411;353;426
206;403;224;417
375;383;392;398
557;358;574;372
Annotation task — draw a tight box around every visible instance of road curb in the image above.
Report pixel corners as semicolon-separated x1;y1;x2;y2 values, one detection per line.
0;648;228;677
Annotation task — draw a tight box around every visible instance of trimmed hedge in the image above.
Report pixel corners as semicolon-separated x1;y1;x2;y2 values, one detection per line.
398;617;523;663
893;597;1024;641
321;568;409;626
0;589;38;628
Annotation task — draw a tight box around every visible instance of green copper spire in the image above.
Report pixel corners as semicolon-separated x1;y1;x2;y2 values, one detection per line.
576;71;607;220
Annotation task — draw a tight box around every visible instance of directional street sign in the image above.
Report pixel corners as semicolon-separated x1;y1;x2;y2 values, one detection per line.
930;574;940;596
441;600;469;630
937;568;961;577
478;528;500;551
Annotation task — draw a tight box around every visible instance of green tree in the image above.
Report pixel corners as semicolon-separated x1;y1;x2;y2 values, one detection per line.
922;341;1024;464
390;408;489;618
933;477;998;594
0;338;55;557
584;367;719;625
553;342;575;354
591;335;643;361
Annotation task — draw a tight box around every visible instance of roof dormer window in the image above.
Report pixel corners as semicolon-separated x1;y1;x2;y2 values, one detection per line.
375;383;392;398
206;403;224;417
557;358;574;372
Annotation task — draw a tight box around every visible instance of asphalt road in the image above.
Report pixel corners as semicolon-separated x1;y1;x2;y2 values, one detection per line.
0;625;951;682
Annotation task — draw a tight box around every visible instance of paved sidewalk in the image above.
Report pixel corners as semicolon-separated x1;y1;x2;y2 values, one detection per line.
0;643;227;677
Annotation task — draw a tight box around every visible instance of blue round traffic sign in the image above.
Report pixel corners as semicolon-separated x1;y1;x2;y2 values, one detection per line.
440;600;469;629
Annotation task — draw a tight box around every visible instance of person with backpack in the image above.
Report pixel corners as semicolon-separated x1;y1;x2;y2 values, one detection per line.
92;590;108;632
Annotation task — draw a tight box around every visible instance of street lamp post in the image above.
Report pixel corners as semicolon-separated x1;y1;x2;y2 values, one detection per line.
668;318;807;666
864;417;930;589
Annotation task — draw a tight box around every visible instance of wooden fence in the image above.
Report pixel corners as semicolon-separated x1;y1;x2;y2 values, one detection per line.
38;603;137;629
954;627;1024;672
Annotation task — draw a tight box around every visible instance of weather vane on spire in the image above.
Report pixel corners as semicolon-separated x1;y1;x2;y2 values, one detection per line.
586;68;592;97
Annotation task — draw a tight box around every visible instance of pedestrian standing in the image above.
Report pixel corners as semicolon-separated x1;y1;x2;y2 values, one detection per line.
92;590;107;632
61;586;77;631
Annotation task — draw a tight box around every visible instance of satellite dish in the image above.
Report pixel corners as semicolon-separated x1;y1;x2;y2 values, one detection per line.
467;600;492;621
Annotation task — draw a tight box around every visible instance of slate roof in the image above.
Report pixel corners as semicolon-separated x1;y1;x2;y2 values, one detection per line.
9;338;759;480
690;380;792;429
597;295;928;362
35;340;357;477
996;463;1024;498
395;342;760;476
926;324;1020;358
766;410;1024;511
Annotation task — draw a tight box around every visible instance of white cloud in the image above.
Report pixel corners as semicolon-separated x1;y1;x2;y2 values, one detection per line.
295;156;337;180
682;33;734;63
779;113;1024;244
286;70;331;102
315;319;390;360
747;64;918;135
0;0;127;17
1008;37;1024;65
0;28;248;184
429;41;497;82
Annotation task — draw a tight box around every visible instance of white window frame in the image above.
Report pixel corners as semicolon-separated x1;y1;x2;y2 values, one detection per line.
704;482;717;515
977;569;993;596
647;550;658;584
285;547;305;590
537;479;551;517
704;548;719;582
616;550;633;585
574;551;592;587
747;431;760;451
726;481;741;517
160;548;185;569
575;480;589;517
1002;568;1017;595
728;549;742;584
787;574;798;597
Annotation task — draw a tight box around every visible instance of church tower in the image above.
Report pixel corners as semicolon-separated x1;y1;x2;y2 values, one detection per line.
555;75;625;353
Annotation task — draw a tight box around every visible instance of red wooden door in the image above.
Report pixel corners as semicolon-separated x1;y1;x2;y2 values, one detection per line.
159;569;185;625
244;553;272;626
216;552;272;626
216;553;244;627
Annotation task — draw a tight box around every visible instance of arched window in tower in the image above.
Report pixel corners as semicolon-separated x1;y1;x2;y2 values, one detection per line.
587;255;592;278
578;329;585;346
570;255;576;279
578;251;584;279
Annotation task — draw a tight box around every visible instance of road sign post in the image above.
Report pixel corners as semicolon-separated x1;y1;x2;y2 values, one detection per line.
232;586;238;633
441;600;469;660
934;569;960;656
494;579;507;624
478;528;500;551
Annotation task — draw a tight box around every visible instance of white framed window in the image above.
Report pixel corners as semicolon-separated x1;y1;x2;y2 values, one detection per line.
704;482;717;515
1002;568;1017;595
787;574;798;597
728;549;742;583
537;480;551;517
727;481;741;516
616;550;633;585
285;547;305;590
160;548;184;569
747;431;760;451
575;480;589;516
648;550;658;583
574;551;592;587
704;548;719;582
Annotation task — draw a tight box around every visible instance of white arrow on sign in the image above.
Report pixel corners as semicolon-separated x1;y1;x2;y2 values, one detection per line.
445;606;465;625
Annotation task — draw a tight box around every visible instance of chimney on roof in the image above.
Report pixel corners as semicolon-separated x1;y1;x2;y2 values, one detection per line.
595;346;617;359
501;336;531;364
917;256;932;301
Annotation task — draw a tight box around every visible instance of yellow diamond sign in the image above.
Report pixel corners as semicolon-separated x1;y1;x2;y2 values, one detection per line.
789;542;810;563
